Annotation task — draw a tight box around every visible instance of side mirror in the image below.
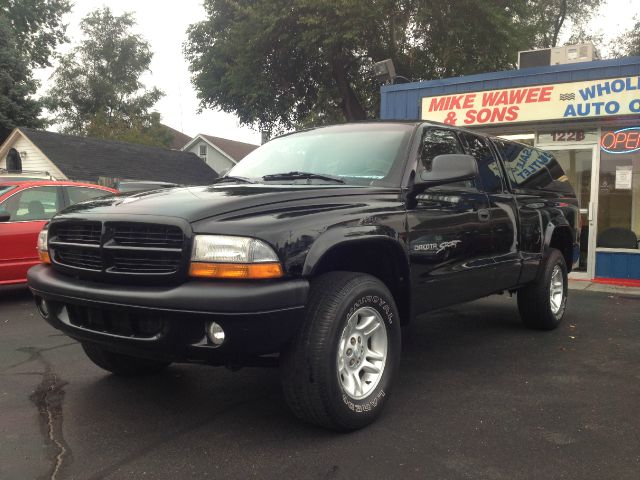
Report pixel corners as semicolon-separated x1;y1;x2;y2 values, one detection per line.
0;207;11;222
415;154;478;189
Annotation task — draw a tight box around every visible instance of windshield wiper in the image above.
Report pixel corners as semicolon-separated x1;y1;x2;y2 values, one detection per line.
213;175;256;184
262;171;345;184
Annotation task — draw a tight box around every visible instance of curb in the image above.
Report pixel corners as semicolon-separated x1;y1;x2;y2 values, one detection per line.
569;280;640;297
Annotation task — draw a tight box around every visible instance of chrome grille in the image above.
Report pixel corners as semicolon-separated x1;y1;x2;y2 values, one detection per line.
49;220;186;279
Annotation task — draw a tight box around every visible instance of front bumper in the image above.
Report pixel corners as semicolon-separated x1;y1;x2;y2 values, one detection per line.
27;265;309;365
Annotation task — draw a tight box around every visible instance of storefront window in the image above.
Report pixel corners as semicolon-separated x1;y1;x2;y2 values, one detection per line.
597;128;640;250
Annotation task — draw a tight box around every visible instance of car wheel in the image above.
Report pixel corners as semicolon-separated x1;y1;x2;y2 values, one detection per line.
517;248;568;330
81;343;171;376
280;271;401;431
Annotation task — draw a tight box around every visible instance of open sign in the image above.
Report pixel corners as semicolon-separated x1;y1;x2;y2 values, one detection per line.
600;127;640;154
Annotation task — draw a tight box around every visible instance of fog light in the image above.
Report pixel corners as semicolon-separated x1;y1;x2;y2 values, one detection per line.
206;322;225;347
35;297;49;319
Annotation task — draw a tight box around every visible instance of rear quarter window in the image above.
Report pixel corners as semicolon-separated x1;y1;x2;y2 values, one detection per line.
493;139;572;193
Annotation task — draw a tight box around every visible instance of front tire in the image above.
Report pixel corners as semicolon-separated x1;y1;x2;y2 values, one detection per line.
81;343;171;376
280;272;401;431
518;248;568;330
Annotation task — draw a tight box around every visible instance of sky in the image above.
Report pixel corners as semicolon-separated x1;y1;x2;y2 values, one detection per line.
33;0;640;146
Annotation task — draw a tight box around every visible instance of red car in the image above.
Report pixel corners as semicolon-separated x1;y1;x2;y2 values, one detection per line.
0;181;117;285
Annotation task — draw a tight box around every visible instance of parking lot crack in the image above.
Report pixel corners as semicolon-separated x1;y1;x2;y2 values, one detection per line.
20;347;72;480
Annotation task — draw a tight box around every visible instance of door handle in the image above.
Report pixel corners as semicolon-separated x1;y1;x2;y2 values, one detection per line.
478;208;490;222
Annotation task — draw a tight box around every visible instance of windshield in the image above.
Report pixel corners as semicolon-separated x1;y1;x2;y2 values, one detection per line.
0;185;16;197
228;124;414;187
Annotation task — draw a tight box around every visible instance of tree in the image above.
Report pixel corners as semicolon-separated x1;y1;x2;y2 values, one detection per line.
0;16;43;134
86;112;173;148
1;0;71;68
185;0;602;133
611;17;640;57
45;7;168;147
0;0;69;135
527;0;604;49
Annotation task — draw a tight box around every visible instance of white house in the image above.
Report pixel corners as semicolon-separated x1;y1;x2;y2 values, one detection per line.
182;134;259;175
0;128;219;185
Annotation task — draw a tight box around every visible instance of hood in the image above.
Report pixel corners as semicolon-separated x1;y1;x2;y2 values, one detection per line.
57;184;391;223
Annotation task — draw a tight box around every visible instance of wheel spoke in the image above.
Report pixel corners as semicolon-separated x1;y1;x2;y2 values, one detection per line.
366;349;384;361
351;371;363;396
356;314;377;334
361;359;381;374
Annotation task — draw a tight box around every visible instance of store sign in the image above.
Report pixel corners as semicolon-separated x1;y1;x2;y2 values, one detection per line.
421;76;640;126
600;127;640;154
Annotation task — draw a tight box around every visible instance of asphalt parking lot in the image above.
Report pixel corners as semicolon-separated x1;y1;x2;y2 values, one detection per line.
1;286;639;480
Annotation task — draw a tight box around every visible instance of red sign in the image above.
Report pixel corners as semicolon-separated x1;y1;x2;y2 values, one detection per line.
600;127;640;154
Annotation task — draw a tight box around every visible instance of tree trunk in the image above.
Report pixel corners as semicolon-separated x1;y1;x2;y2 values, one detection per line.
330;57;367;122
551;0;567;47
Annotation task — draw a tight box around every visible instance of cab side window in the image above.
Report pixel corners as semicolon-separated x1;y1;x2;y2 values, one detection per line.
0;187;60;221
459;132;505;193
66;187;110;206
419;128;474;188
493;139;566;191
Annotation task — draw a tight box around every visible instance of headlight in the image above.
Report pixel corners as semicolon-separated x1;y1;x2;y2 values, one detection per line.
189;235;282;279
37;228;51;264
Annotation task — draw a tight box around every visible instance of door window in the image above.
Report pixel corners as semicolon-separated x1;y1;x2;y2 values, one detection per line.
459;132;504;193
0;187;60;221
66;186;110;206
419;128;473;188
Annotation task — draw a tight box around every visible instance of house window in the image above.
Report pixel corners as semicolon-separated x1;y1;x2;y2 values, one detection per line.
199;144;207;160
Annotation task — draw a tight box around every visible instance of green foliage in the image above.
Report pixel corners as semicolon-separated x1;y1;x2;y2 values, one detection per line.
0;0;71;68
0;16;43;131
86;112;173;148
611;17;640;57
185;0;603;133
526;0;603;48
45;7;166;146
0;0;68;132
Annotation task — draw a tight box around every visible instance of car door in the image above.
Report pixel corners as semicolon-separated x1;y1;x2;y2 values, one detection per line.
0;186;63;284
406;127;495;314
458;132;521;291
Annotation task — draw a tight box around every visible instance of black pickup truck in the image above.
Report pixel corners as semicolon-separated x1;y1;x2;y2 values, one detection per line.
28;122;579;430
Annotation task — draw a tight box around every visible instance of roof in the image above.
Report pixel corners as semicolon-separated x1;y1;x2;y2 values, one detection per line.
0;180;117;190
161;124;192;150
199;134;258;162
17;128;219;185
380;56;640;120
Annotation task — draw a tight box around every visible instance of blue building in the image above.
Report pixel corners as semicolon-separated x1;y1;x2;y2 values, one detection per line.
381;57;640;284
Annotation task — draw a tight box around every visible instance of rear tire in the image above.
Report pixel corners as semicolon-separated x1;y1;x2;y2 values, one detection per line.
81;343;171;376
280;272;401;431
518;248;568;330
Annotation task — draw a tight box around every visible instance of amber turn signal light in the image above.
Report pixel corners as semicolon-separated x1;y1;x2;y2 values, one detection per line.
189;262;283;279
38;251;51;264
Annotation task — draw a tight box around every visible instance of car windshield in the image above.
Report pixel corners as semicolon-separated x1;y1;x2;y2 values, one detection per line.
0;185;16;196
228;124;414;187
